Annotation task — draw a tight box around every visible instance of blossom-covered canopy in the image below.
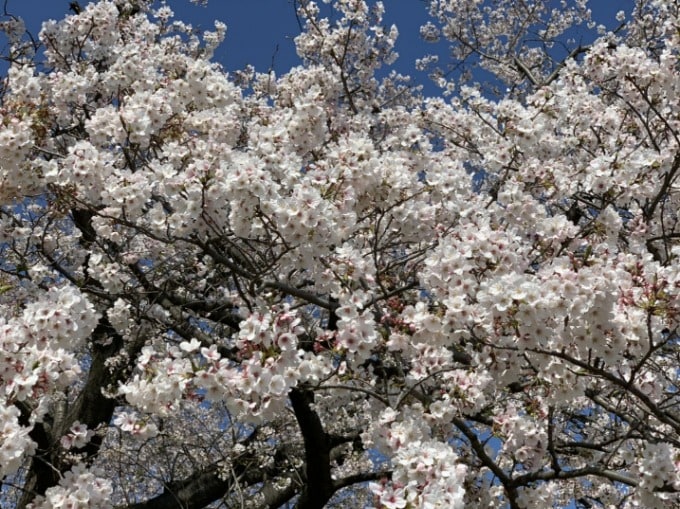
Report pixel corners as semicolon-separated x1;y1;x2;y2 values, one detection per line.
1;1;680;508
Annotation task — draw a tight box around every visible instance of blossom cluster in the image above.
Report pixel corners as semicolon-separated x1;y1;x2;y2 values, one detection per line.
28;464;113;509
119;306;331;423
0;286;98;477
366;406;466;509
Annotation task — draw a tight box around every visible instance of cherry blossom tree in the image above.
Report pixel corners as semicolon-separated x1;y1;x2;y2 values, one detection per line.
0;0;679;508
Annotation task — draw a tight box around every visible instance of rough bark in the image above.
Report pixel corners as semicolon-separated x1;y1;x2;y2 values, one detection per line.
289;388;334;509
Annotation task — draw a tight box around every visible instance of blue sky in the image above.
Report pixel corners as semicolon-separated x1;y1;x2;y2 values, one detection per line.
4;1;431;73
5;0;634;97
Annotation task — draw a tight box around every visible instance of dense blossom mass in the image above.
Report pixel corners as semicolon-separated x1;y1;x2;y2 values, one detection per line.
0;0;679;507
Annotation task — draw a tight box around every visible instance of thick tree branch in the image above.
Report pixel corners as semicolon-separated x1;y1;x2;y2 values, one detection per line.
18;315;125;509
289;388;334;509
15;402;60;507
121;466;232;509
120;442;287;509
332;470;391;491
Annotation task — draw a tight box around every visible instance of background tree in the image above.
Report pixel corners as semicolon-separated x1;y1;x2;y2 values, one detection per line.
0;1;679;508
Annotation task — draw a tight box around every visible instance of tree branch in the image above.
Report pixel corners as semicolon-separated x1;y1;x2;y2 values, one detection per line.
289;388;334;509
121;465;231;509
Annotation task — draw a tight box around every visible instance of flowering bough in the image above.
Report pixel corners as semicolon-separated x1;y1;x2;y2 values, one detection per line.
1;0;680;508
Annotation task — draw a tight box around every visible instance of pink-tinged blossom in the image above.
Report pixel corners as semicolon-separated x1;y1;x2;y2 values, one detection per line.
60;421;94;450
